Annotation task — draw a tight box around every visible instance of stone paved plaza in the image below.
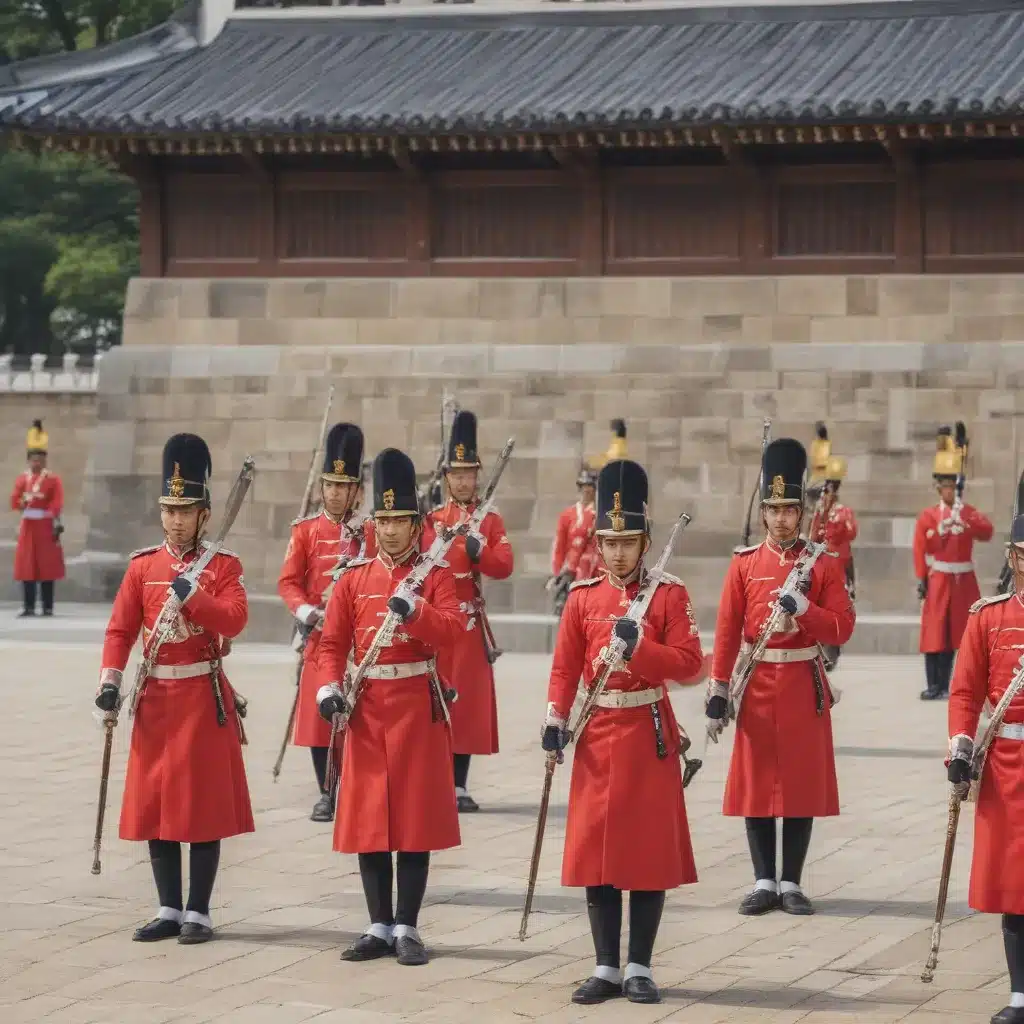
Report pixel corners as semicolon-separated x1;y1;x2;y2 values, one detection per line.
0;606;1008;1023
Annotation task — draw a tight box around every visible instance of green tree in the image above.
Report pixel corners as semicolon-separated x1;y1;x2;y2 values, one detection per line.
0;0;183;355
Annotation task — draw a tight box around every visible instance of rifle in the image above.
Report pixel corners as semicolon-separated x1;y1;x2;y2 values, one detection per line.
325;438;516;792
419;392;460;514
518;512;692;941
922;648;1024;982
272;387;336;782
708;538;828;742
93;454;256;874
739;419;771;549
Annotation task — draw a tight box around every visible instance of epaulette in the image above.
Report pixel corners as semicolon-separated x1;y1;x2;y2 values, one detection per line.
970;592;1013;614
653;571;684;587
569;576;602;590
129;544;161;560
290;511;321;527
329;556;371;580
732;544;760;557
202;540;238;558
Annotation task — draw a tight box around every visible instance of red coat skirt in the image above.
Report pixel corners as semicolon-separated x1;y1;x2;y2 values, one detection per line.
439;626;499;756
120;673;254;843
970;735;1024;913
724;661;840;819
14;518;65;581
292;632;331;748
919;571;981;653
563;700;697;890
333;673;460;854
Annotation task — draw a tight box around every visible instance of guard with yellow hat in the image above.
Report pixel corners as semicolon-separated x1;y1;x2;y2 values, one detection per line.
10;419;65;616
548;461;599;617
913;423;993;701
807;424;859;671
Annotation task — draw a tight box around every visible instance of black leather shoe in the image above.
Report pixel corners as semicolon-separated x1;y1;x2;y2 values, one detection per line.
457;793;479;813
992;1007;1024;1023
132;917;181;942
571;976;623;1005
739;889;780;915
624;976;661;1004
341;933;394;961
395;934;429;966
311;792;334;822
178;922;213;944
42;608;53;617
17;609;35;618
780;890;815;915
920;688;943;701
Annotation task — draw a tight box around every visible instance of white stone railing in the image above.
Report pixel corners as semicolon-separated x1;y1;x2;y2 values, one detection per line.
0;353;101;393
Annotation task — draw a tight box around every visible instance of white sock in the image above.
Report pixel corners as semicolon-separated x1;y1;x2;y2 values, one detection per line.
393;924;421;943
1010;992;1024;1008
779;881;802;895
593;964;622;984
455;786;468;797
623;962;653;982
366;922;395;944
157;906;183;924
183;910;212;929
754;878;778;894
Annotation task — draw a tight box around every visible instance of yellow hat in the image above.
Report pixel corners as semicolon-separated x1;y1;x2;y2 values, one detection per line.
809;422;830;481
824;455;847;481
26;419;47;455
933;423;966;479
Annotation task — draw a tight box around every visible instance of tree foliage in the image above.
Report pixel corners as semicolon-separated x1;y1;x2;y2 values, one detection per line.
0;0;183;355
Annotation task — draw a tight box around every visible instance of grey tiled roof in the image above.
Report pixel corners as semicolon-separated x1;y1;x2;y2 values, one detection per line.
4;0;1024;136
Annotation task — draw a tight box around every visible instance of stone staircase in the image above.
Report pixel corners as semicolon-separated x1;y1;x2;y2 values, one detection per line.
72;274;1024;651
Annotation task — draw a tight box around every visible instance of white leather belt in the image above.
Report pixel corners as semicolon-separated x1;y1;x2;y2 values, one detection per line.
21;508;51;520
998;723;1024;741
149;661;214;679
595;686;665;709
929;560;974;575
363;660;433;680
742;644;819;664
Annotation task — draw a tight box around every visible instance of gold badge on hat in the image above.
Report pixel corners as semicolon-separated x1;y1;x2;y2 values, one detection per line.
383;488;395;511
771;475;785;500
609;492;625;532
333;459;345;476
455;443;466;462
168;462;185;499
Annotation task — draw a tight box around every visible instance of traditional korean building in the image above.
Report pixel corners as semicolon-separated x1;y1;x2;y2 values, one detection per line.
2;0;1024;279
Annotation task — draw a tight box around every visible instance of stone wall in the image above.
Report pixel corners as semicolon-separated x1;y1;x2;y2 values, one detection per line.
83;273;1023;643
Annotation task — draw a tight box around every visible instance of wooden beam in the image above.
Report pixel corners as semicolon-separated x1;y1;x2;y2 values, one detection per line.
114;153;164;277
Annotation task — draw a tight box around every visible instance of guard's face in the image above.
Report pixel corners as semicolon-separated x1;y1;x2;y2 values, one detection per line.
764;504;802;544
160;504;208;548
599;534;647;579
1012;547;1024;582
446;468;478;504
937;481;956;506
375;515;419;556
579;484;596;505
28;454;45;473
322;480;357;519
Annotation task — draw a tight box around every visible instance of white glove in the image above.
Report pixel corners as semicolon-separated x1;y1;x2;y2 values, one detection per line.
296;604;324;628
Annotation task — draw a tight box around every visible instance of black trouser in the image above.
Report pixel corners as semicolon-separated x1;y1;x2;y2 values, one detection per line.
22;580;54;613
924;651;956;695
358;851;430;929
147;839;221;916
745;817;814;884
1004;914;1024;993
585;885;665;971
453;754;471;791
311;746;339;796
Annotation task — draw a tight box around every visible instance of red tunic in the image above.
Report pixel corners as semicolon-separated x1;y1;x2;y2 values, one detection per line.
548;574;704;890
11;469;65;582
712;540;855;818
316;551;464;853
552;502;598;582
102;542;253;844
808;501;858;577
949;592;1024;913
428;500;514;755
914;503;993;653
277;511;372;748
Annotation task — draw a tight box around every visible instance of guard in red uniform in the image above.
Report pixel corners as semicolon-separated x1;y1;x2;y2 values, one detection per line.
548;463;598;617
948;507;1024;1024
278;423;369;822
94;434;253;945
914;424;993;701
11;420;65;617
706;438;855;917
807;440;858;671
315;448;463;967
428;410;514;813
542;458;704;1005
